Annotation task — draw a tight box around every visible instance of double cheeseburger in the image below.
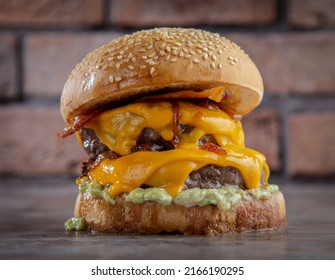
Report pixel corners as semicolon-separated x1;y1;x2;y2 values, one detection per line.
61;28;286;234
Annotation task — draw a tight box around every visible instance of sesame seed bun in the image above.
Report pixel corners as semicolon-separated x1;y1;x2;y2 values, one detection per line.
74;190;286;234
61;28;263;123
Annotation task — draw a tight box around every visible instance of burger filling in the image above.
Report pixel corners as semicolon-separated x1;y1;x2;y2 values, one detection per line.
79;127;245;189
69;94;271;203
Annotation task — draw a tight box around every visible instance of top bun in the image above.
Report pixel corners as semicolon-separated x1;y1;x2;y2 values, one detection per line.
61;28;263;123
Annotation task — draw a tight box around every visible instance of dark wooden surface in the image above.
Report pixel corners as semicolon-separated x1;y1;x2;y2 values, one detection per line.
1;178;335;259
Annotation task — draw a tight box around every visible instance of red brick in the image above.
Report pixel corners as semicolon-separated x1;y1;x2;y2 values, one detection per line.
243;109;280;171
110;0;277;27
288;112;335;176
0;34;18;100
24;32;123;98
0;0;104;27
0;104;83;176
288;0;335;28
229;32;335;95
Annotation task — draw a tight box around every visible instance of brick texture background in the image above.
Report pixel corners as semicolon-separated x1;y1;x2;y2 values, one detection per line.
111;0;277;27
0;0;104;27
0;0;334;184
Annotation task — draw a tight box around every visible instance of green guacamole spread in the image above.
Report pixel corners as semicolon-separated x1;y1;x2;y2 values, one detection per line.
64;217;85;231
77;178;279;211
79;178;116;205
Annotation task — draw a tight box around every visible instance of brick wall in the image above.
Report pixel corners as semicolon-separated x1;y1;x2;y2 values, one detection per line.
0;0;334;184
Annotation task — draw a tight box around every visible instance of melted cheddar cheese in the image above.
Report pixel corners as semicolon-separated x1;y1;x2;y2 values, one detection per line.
84;101;270;197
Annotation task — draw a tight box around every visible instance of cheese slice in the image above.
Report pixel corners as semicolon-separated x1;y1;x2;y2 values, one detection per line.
84;98;270;197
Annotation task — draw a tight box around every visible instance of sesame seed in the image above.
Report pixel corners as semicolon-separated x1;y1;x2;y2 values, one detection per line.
160;50;166;56
228;56;234;60
131;57;136;63
148;53;155;58
172;50;178;56
166;46;171;52
147;45;153;50
160;43;166;49
128;65;135;70
102;65;108;70
218;63;222;69
197;49;202;54
165;54;171;61
210;62;215;69
150;67;155;76
140;65;147;69
212;54;217;61
85;72;90;77
142;55;148;60
120;50;125;55
190;50;195;55
147;59;157;65
109;75;114;83
203;53;208;60
128;53;133;58
193;58;200;63
95;64;101;69
139;48;146;52
115;77;122;82
116;63;120;68
170;57;178;62
185;54;191;59
218;49;223;54
117;55;123;60
108;57;114;61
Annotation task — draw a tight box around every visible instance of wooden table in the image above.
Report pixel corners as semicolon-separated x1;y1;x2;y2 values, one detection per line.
1;178;334;259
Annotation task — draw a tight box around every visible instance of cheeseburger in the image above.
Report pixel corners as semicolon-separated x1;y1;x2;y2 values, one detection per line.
61;28;286;234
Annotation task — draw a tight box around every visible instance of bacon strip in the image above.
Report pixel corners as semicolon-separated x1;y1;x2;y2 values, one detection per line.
172;102;181;144
57;114;94;138
200;142;227;156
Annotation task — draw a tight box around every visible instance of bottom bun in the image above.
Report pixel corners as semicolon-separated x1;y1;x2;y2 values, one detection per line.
74;190;286;235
